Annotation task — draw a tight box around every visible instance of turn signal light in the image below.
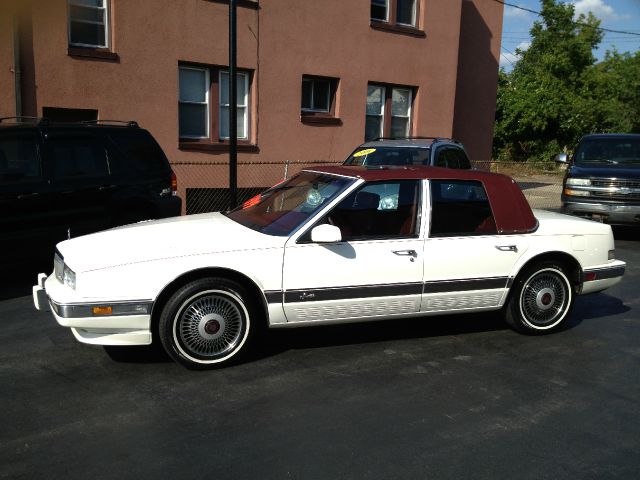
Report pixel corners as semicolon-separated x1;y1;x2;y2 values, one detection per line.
92;306;113;316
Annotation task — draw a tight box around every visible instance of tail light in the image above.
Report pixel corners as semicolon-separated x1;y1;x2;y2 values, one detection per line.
171;170;178;195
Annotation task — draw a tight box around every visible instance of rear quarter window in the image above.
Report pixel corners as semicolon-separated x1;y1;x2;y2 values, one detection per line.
109;130;170;177
430;180;497;236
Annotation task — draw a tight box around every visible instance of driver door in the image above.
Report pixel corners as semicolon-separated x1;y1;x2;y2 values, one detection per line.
282;180;425;324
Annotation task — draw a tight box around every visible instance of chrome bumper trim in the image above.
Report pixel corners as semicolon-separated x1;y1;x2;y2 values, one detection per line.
583;264;626;282
50;299;153;318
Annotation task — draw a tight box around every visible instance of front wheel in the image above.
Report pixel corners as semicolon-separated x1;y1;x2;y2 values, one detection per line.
158;278;257;369
504;263;574;334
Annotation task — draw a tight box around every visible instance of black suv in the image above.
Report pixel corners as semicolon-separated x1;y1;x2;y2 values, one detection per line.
0;118;182;265
556;133;640;226
343;137;472;169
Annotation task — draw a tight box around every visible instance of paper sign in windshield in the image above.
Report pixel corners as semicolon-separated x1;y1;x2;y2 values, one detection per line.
353;148;376;157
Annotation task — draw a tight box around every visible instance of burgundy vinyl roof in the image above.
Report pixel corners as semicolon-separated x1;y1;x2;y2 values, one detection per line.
305;165;538;235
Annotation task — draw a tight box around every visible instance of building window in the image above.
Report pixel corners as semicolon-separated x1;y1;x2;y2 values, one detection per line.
300;75;341;125
42;107;98;123
68;0;109;48
178;65;251;143
365;84;414;141
371;0;388;22
302;77;331;113
179;66;210;139
220;71;249;139
370;0;418;28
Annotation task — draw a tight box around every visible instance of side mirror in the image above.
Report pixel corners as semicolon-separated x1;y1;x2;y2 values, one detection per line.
311;224;342;243
555;153;568;164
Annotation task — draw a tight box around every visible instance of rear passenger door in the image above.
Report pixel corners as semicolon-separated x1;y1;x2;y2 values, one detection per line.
44;131;114;238
421;179;528;313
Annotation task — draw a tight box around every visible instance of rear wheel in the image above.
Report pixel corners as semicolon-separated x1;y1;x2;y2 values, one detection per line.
504;262;574;334
159;277;258;369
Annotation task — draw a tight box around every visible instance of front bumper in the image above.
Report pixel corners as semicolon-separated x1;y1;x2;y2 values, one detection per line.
562;199;640;225
33;274;153;346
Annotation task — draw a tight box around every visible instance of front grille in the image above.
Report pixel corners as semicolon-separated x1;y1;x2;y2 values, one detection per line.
589;178;640;200
591;179;640;189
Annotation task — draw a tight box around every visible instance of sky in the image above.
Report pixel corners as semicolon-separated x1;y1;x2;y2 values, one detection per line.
500;0;640;70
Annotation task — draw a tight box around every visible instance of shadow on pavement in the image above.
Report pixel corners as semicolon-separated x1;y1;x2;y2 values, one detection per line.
0;259;51;301
259;311;507;358
613;226;639;241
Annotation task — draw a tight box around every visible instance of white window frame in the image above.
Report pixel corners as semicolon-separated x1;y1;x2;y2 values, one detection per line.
366;84;414;140
219;71;249;141
390;87;413;138
178;66;210;139
366;85;386;141
68;0;110;48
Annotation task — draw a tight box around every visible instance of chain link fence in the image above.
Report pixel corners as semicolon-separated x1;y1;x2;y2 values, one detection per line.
475;160;564;211
173;159;564;214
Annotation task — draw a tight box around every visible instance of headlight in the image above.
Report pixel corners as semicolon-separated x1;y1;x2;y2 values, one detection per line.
54;251;76;289
63;265;76;290
54;253;64;282
566;178;591;186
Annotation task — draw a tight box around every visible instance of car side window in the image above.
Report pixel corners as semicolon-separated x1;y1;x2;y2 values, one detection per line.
448;148;471;169
108;130;167;176
322;180;420;240
50;138;110;180
435;148;447;168
430;180;497;237
0;135;42;185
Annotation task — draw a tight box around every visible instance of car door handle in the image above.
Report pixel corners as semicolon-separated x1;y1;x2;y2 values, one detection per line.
393;249;418;257
495;245;518;253
17;192;39;199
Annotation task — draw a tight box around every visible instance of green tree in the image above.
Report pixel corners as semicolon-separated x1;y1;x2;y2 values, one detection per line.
494;0;603;162
585;50;640;134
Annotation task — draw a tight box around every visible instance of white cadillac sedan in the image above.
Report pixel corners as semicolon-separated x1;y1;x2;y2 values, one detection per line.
34;166;625;369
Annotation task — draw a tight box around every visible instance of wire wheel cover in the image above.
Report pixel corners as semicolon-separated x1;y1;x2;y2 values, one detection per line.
521;270;568;326
176;292;245;359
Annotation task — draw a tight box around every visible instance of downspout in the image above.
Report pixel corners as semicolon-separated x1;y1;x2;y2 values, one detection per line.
12;11;22;118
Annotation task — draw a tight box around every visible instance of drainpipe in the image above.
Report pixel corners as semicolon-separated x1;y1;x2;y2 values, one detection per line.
12;11;22;118
229;0;238;210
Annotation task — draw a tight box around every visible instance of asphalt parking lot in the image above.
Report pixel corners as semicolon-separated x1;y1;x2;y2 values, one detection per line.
1;228;638;480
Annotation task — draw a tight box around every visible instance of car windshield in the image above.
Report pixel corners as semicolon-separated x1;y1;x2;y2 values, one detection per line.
344;146;429;166
224;171;354;236
574;138;640;167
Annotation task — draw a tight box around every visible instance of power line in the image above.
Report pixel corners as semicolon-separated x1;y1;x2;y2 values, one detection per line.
494;0;640;36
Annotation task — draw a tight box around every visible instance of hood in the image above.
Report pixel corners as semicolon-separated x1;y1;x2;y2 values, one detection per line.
532;209;611;236
568;164;640;179
57;212;286;272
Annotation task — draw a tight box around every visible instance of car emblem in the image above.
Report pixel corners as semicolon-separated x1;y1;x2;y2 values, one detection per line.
299;292;316;301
